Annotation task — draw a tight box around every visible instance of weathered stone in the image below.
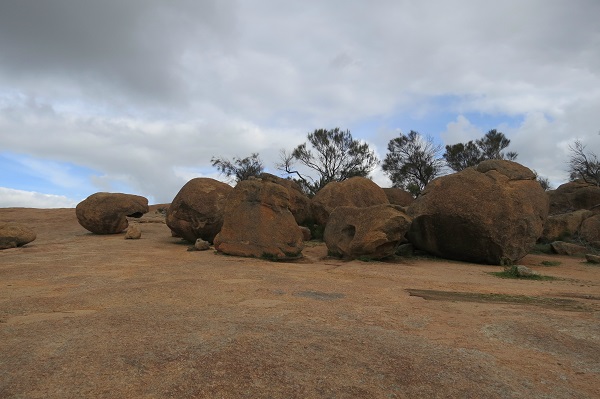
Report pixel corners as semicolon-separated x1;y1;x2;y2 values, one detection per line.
548;182;600;215
166;178;233;243
214;179;303;259
76;192;149;234
513;265;540;277
194;239;211;251
324;204;411;260
585;254;600;264
579;214;600;243
407;160;549;265
550;241;588;256
540;210;593;243
396;243;415;257
0;222;36;249
124;225;141;239
259;173;312;226
299;226;312;241
311;177;389;226
383;188;414;207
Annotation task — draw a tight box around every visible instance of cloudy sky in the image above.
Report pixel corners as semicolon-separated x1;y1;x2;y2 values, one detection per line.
1;0;599;207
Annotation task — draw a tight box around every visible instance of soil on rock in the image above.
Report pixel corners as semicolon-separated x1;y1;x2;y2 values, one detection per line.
1;207;599;399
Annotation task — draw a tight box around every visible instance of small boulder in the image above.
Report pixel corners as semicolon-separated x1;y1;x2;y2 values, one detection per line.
299;226;312;241
194;239;211;251
311;177;389;226
214;179;304;259
550;241;588;256
513;265;540;277
0;222;36;249
407;160;549;265
324;204;412;260
76;192;149;234
166;178;233;243
124;225;141;239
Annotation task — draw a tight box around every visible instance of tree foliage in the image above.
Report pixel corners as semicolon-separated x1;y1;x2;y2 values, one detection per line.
278;128;379;196
568;139;600;185
211;153;264;183
381;130;444;197
444;129;518;172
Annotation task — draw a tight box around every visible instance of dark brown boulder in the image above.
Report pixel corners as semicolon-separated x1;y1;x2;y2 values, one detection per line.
548;182;600;215
407;160;549;265
550;241;588;256
311;177;389;226
259;173;311;225
324;204;412;260
0;222;36;249
166;178;233;243
382;188;415;207
213;179;303;259
76;192;149;234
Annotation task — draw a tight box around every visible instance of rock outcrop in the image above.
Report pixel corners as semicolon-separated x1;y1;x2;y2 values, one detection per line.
0;222;37;249
548;182;600;215
76;192;149;234
324;204;412;260
579;214;600;244
166;178;233;243
407;160;549;265
540;210;593;242
213;179;304;259
311;177;389;226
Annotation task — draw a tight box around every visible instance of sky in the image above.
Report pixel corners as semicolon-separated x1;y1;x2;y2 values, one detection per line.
1;0;599;208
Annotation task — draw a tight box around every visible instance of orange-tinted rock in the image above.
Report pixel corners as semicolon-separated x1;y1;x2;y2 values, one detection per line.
0;222;36;249
76;192;148;234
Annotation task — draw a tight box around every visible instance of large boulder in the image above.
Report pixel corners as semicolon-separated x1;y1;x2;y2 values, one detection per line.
580;214;600;244
258;173;312;226
166;178;233;243
76;192;149;234
540;210;593;242
324;204;412;260
0;222;36;249
407;160;549;265
311;177;389;226
548;182;600;215
383;188;415;207
213;179;304;259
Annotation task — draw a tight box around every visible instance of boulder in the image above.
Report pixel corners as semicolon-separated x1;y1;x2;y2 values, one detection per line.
299;226;312;241
214;179;304;259
324;204;412;260
124;225;141;239
166;178;233;243
540;210;593;242
76;192;149;234
0;222;36;249
585;254;600;264
548;182;600;215
579;214;600;243
259;173;312;225
407;160;549;265
513;265;540;277
383;188;415;207
194;239;211;251
551;241;588;256
311;177;389;226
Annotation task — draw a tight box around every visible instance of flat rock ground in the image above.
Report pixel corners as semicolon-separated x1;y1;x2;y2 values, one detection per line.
0;208;599;399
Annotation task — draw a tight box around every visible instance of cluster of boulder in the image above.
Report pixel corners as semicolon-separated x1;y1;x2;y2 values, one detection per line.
8;159;597;267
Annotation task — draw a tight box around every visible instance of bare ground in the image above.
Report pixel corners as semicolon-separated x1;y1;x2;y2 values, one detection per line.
0;207;599;399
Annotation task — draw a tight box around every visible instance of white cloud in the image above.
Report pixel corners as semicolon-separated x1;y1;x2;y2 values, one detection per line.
0;187;78;208
0;0;599;199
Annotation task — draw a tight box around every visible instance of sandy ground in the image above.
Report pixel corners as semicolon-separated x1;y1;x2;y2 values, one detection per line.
0;207;599;399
